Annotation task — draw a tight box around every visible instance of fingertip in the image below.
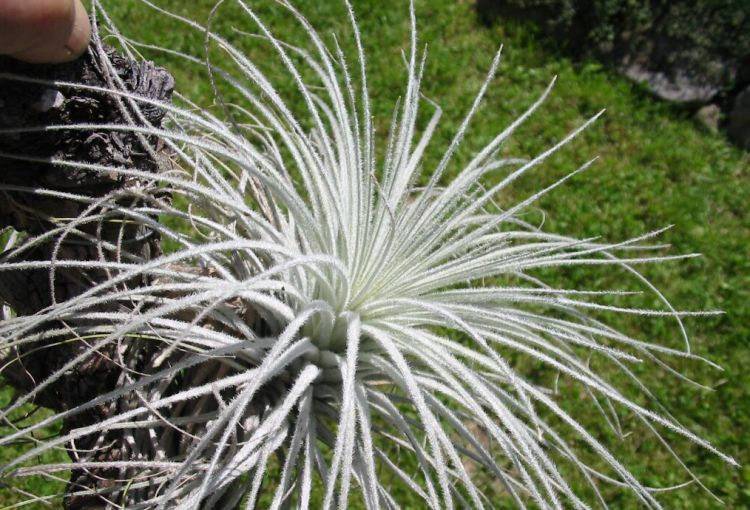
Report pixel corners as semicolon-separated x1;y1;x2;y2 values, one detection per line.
64;0;91;60
5;0;90;64
41;0;91;63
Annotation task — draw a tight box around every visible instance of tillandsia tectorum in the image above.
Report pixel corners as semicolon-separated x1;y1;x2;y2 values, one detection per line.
0;0;736;508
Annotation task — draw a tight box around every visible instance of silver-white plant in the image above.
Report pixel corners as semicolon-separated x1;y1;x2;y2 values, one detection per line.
0;0;735;508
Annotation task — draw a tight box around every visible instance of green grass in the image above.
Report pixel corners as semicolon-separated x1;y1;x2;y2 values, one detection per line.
0;385;69;508
2;0;749;507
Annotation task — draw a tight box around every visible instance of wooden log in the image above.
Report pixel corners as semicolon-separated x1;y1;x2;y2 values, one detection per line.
0;41;174;509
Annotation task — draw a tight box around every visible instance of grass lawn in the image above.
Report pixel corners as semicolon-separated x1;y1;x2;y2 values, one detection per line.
2;0;748;507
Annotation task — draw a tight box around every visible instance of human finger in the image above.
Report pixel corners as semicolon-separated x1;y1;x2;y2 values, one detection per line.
0;0;90;64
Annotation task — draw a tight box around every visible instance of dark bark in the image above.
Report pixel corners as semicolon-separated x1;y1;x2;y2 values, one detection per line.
0;43;174;508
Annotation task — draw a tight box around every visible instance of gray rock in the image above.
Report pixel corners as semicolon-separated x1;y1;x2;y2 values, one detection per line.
622;62;722;104
694;104;721;132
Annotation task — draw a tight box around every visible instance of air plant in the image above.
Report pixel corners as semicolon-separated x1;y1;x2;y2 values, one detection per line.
0;0;735;508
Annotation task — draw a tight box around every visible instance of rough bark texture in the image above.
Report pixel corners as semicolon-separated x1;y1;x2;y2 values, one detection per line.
0;43;174;508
